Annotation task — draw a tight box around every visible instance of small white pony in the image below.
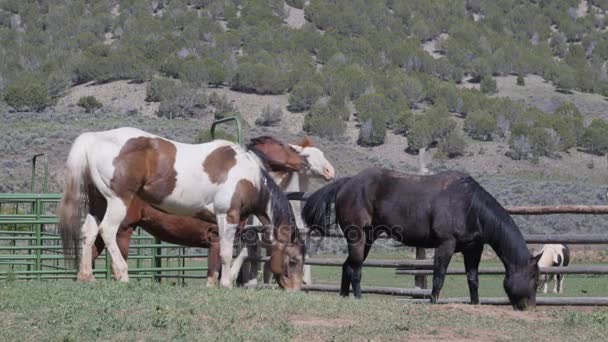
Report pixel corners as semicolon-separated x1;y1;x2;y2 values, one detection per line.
535;244;570;294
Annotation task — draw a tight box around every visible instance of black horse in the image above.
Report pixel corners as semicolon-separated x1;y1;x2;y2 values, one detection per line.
302;167;541;310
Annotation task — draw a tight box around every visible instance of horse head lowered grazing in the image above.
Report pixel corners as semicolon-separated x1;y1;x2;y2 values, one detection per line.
58;127;305;290
245;135;335;285
301;168;541;310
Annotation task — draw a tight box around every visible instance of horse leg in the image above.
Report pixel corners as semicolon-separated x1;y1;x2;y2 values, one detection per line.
551;274;558;293
263;245;273;284
217;213;238;288
351;231;374;299
78;214;100;282
206;244;221;287
463;247;483;304
340;226;367;298
556;274;564;294
116;226;134;260
430;239;456;304
541;275;548;294
98;199;130;282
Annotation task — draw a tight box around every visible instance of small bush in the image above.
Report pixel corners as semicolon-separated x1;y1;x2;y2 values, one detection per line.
3;82;51;112
393;109;414;135
582;119;608;155
516;71;525;86
357;111;386;147
231;62;286;95
480;75;497;94
438;131;467;158
464;110;497;141
255;105;283;127
407;117;433;151
286;0;305;9
303;103;346;139
77;96;102;113
157;86;207;119
145;77;177;102
508;134;533;160
288;80;324;112
208;92;237;120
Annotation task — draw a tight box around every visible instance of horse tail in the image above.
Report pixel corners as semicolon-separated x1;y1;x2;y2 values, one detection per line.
301;177;351;236
58;133;93;267
561;244;570;266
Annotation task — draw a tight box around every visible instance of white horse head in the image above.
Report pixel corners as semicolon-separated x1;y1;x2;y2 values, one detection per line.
290;136;335;181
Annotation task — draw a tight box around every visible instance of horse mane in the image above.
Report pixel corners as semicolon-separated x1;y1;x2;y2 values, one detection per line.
246;138;274;170
260;169;298;242
465;177;531;267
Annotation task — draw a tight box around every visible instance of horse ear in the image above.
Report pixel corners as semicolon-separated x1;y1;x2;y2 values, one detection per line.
289;144;303;153
300;136;313;148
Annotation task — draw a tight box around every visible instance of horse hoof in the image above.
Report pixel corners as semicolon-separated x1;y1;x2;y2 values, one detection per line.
77;273;95;282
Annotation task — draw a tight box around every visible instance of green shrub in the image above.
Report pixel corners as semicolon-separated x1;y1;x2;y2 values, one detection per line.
408;117;433;151
437;131;467;158
582;119;608;155
286;0;305;9
508;134;533;160
157;87;207;119
357;111;386;147
207;92;237;120
145;77;178;102
179;58;209;86
77;96;102;113
516;71;525;86
303;103;346;139
425;102;457;141
464;110;497;141
3;82;51;112
393;109;414;135
231;62;286;95
554;102;585;144
255;105;283;127
480;75;497;94
288;80;324;112
203;58;227;87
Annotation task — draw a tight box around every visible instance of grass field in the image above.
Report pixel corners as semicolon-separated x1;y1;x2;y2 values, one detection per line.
1;281;607;341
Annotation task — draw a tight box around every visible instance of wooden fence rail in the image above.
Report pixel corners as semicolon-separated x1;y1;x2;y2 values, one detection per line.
396;265;608;275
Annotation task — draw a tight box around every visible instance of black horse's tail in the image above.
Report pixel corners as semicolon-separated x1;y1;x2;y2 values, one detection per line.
301;177;351;236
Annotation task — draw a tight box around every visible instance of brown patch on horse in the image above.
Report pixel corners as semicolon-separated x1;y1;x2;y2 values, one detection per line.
226;179;262;224
203;145;237;184
111;137;178;205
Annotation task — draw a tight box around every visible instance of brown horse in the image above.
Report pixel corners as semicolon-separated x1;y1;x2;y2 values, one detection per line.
87;136;311;286
302;167;541;310
59;128;305;289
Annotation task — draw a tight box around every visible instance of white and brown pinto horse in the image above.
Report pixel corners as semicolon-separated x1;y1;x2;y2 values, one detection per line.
58;127;304;289
535;244;570;294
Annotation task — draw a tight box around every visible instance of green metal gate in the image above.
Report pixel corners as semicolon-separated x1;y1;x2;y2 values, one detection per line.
0;193;210;282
